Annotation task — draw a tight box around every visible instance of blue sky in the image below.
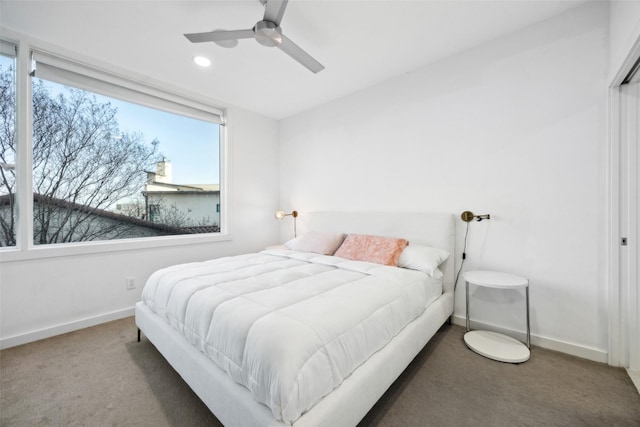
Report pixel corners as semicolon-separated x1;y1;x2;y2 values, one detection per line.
111;99;220;185
40;77;221;185
1;54;220;185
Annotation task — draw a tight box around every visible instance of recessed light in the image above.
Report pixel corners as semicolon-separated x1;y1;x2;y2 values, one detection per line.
193;56;211;67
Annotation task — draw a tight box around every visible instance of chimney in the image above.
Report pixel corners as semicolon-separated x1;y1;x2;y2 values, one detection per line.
155;158;172;184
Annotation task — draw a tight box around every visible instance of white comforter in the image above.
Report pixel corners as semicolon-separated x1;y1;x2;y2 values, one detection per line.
141;249;442;424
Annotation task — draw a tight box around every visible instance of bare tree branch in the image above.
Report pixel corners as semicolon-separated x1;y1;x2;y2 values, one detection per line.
1;67;160;245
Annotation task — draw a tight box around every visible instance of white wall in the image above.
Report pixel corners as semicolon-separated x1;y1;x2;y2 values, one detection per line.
279;2;609;361
0;106;280;348
609;0;640;81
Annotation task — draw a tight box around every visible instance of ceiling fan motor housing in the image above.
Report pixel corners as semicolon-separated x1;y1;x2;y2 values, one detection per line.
254;20;282;47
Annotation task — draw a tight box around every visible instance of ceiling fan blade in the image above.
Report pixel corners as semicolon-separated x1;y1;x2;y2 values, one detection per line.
184;29;255;44
278;34;324;73
263;0;288;26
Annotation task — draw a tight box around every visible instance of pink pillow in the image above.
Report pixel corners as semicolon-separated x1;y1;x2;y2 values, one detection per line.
334;234;409;266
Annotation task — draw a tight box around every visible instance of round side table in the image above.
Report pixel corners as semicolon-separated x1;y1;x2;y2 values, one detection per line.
463;270;530;363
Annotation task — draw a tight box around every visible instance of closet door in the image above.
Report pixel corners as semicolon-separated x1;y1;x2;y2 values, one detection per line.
619;79;639;373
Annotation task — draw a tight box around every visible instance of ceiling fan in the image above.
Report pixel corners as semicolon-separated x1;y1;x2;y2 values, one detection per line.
184;0;325;74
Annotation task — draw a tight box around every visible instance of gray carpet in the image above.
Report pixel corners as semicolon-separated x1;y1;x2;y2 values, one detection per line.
1;317;639;426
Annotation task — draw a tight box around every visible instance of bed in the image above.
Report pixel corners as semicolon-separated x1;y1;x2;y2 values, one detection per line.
135;211;455;426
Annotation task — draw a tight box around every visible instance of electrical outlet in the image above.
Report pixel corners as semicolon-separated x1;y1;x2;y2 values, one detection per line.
126;277;136;290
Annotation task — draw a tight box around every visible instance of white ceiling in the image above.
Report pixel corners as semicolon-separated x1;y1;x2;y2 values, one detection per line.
1;0;590;120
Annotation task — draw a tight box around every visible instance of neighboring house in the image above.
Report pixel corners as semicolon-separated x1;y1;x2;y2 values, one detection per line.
0;193;218;246
141;159;220;228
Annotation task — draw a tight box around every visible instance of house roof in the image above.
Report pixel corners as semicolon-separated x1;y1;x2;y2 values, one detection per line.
145;181;220;193
0;194;219;234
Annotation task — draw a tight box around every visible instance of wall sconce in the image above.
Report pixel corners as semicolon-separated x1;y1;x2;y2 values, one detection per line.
461;211;491;222
275;210;298;237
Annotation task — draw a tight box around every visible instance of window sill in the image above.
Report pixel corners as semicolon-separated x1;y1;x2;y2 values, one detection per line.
0;232;232;263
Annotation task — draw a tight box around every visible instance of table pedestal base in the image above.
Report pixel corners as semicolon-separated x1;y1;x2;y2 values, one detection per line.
464;330;530;363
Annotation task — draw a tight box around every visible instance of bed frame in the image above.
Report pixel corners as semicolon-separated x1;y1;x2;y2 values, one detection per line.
135;211;455;426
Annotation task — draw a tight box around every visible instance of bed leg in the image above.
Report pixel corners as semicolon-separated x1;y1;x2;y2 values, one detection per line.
137;328;141;342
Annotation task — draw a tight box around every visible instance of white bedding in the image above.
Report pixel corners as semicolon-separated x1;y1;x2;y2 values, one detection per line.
141;248;443;424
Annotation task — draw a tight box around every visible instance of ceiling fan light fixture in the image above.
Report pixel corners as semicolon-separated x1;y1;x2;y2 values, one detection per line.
193;56;212;67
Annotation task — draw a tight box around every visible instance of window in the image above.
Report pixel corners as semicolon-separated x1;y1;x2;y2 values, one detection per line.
148;204;160;223
24;50;224;245
0;41;17;247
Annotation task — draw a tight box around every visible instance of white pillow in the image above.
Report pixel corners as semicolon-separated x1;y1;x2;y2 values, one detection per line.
284;231;346;255
397;244;450;278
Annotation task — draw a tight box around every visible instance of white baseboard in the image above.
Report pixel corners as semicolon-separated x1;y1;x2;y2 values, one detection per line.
452;315;608;364
0;307;135;350
627;369;640;394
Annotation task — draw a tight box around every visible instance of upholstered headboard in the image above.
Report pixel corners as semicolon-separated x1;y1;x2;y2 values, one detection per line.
297;212;456;294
